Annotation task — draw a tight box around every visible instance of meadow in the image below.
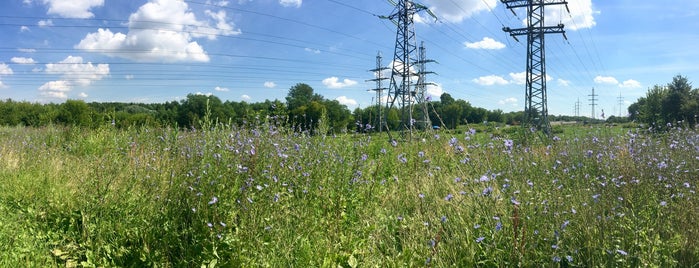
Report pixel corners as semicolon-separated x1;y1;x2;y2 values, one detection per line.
0;120;697;267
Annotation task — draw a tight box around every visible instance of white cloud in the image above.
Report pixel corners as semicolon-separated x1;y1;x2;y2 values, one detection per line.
20;26;30;32
336;96;357;107
11;57;36;64
464;37;505;50
472;75;509;86
619;79;641;89
509;71;552;85
0;81;5;88
263;81;277;88
304;47;321;54
194;92;213;96
37;19;53;27
498;97;518;106
214;86;229;92
75;0;241;62
78;92;88;98
546;0;597;30
0;63;14;75
279;0;301;8
509;72;526;85
426;83;445;99
594;75;619;85
205;0;229;7
45;56;109;86
125;74;134;80
38;80;71;99
323;77;358;89
423;0;497;23
241;94;251;101
557;78;571;87
36;0;104;18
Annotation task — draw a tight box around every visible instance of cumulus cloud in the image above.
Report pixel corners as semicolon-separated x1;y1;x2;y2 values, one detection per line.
45;56;109;86
11;57;36;64
509;71;552;85
20;26;30;32
594;75;619;85
323;77;358;89
473;75;509;86
422;0;496;23
37;19;53;27
263;81;277;88
31;0;105;18
38;80;71;99
214;86;229;92
0;63;14;75
39;56;109;99
557;78;571;87
426;83;445;99
335;96;357;107
546;0;597;30
465;37;505;50
619;79;641;89
498;97;518;106
241;94;251;101
279;0;301;8
78;92;88;98
75;0;240;62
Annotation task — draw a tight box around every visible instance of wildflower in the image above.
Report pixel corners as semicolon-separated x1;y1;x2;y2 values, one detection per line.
504;139;514;150
397;216;403;221
441;216;447;223
474;224;481;229
660;201;667;206
220;222;226;227
476;237;485;243
561;220;570;229
482;186;493;196
444;194;454;201
616;249;628;256
495;221;502;231
208;196;218;205
510;197;520;205
397;154;407;163
553;256;561;262
419;193;425;199
207;222;213;228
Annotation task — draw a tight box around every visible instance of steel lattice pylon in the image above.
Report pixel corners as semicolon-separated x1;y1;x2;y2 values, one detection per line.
381;0;434;138
367;52;389;132
501;0;568;135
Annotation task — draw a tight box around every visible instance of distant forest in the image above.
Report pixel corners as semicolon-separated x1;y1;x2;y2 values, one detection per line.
2;76;695;131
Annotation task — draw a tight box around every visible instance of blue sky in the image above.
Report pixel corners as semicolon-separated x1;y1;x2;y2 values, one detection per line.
1;0;698;117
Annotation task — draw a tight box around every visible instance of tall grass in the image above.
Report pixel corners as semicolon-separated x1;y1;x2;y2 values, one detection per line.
0;122;697;266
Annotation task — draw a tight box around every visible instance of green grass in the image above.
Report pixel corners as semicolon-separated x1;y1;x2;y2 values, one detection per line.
0;123;697;267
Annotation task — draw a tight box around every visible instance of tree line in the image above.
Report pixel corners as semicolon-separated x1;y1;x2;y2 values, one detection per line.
628;75;699;128
0;82;621;131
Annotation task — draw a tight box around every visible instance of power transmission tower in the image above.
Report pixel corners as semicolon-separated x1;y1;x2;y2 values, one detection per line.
381;0;436;139
574;98;580;117
416;41;435;130
588;87;598;119
617;92;624;117
367;52;389;132
501;0;569;135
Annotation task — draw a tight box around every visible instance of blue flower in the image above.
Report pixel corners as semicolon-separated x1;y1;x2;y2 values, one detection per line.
476;237;485;243
495;221;502;231
444;194;454;201
616;249;628;256
208;196;218;205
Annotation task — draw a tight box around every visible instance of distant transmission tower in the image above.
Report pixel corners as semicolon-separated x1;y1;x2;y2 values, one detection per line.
416;41;435;130
501;0;569;135
367;52;389;132
589;87;598;119
381;0;436;138
574;98;580;117
617;92;624;117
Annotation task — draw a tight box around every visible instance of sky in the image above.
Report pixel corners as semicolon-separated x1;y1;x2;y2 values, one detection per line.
1;0;699;117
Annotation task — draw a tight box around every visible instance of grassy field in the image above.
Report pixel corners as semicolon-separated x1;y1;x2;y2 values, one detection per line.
0;122;697;267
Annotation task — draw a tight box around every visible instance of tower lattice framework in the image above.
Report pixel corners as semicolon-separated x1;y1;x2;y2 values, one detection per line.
502;0;568;135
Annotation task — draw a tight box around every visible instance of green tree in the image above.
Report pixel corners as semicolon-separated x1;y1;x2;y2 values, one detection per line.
57;99;93;127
